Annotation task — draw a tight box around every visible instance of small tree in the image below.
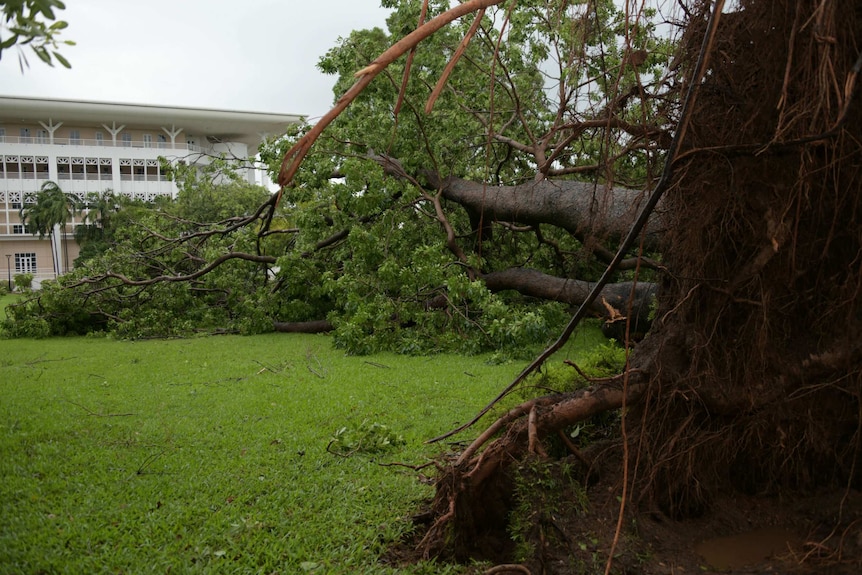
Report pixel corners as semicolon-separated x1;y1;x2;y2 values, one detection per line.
13;273;32;291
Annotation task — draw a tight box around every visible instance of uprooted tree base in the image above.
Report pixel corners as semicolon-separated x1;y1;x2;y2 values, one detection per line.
387;445;862;574
404;0;862;572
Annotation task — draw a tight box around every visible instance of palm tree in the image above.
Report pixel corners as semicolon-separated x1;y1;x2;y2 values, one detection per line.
19;181;78;277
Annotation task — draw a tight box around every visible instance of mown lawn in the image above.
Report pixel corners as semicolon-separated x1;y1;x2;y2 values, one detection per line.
0;327;607;574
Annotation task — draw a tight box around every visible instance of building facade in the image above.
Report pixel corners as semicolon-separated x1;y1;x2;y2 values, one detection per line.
0;96;301;286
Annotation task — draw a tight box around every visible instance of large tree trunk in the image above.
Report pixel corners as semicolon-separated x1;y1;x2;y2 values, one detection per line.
422;171;664;249
481;267;656;337
272;319;333;333
628;0;862;516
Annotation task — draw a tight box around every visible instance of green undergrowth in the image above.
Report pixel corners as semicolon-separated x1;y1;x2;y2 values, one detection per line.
0;325;611;573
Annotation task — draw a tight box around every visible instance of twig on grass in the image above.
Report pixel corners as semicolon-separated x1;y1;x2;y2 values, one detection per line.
26;355;75;366
253;359;287;374
326;439;359;458
305;348;327;379
64;399;136;417
376;460;436;471
135;449;167;476
363;361;391;369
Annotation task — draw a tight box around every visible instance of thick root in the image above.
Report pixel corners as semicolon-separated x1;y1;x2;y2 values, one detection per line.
418;379;644;560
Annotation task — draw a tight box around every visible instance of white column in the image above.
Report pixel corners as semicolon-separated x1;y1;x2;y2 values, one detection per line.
39;119;63;144
111;154;122;196
102;122;125;145
161;125;184;149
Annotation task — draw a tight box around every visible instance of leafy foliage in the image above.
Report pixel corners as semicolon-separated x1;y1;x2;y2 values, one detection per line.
527;337;627;395
13;273;33;292
6;0;671;359
3;166;279;339
328;419;407;456
0;0;74;70
256;0;671;355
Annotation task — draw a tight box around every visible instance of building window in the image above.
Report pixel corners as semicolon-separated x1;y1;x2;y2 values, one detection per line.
157;134;167;149
4;157;20;178
0;127;5;142
70;130;81;145
119;160;132;181
35;157;49;179
15;253;37;274
19;157;35;179
143;134;153;148
36;129;49;144
145;159;162;181
3;156;44;180
12;224;32;234
95;131;104;146
19;128;31;143
84;157;112;181
99;158;112;180
71;157;85;180
121;132;132;147
57;156;70;180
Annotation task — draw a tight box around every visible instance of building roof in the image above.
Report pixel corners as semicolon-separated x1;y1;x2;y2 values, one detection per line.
0;95;304;147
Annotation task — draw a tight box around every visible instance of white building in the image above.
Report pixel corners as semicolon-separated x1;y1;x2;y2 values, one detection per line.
0;96;301;286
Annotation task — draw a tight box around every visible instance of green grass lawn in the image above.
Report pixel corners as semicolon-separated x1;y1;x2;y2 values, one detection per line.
0;327;607;574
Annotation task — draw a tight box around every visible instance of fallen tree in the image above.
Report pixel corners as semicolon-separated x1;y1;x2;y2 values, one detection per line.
8;0;861;571
6;0;670;351
272;0;862;572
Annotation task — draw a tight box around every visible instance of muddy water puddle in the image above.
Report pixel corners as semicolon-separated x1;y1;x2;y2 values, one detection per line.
695;526;799;570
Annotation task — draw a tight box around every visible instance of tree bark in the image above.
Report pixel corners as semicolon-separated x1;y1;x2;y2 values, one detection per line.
481;267;656;333
422;171;664;248
272;319;333;333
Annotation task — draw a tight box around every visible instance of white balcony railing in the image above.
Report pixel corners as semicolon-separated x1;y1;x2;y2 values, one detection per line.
0;135;201;152
3;172;49;180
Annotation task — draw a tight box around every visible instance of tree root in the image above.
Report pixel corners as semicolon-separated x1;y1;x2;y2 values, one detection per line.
418;377;646;560
484;565;532;574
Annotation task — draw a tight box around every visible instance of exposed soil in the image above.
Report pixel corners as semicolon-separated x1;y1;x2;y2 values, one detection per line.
386;444;862;575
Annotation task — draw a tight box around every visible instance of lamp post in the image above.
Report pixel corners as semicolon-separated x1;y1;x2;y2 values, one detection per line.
5;254;11;292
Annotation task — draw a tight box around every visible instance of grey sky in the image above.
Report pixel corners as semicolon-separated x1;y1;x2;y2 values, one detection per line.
0;1;392;121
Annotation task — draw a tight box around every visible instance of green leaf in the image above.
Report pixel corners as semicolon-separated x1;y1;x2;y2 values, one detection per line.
32;0;55;20
52;50;69;68
0;36;19;49
32;45;51;64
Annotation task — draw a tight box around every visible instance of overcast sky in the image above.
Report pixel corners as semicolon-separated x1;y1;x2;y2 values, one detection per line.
0;0;392;121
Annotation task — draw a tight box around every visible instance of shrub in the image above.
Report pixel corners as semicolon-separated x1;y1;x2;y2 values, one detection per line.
13;273;33;291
